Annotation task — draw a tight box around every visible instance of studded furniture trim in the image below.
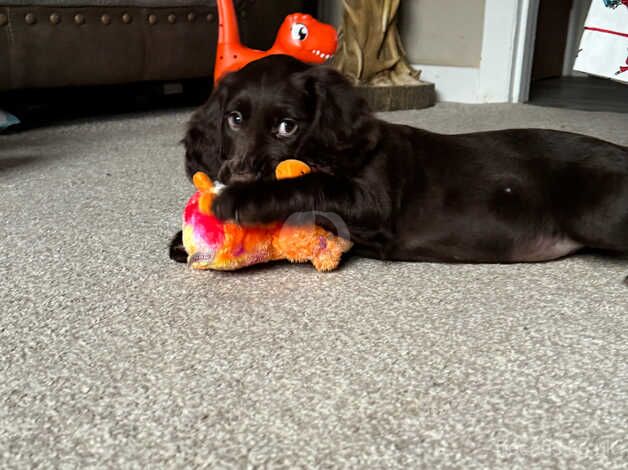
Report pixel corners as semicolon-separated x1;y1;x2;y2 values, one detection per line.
0;0;306;90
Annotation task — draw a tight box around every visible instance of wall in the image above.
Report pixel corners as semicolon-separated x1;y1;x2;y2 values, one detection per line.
399;0;485;68
318;0;528;103
318;0;485;68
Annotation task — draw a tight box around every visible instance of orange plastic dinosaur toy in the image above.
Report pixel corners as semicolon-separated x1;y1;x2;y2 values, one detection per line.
214;0;337;83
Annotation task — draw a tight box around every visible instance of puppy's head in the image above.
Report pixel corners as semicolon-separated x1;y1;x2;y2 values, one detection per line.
183;55;379;184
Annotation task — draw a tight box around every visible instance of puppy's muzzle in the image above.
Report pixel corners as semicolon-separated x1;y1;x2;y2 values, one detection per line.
218;163;258;184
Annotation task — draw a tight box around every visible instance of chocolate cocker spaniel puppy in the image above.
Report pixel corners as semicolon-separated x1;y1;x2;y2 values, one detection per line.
170;55;628;264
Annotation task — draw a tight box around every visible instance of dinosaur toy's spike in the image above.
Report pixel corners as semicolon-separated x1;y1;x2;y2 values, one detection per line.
217;0;240;45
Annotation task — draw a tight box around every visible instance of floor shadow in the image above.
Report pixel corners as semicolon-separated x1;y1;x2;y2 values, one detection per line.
1;128;86;172
0;155;47;172
1;78;211;132
173;255;362;277
576;247;628;260
529;76;628;113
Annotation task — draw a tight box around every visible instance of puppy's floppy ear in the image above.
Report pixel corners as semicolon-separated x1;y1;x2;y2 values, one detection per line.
182;79;230;180
292;66;379;171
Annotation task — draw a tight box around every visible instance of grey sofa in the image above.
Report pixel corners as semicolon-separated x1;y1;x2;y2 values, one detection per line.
0;0;311;91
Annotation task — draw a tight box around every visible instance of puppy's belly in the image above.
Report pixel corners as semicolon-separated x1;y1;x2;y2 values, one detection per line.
510;236;583;262
391;231;583;263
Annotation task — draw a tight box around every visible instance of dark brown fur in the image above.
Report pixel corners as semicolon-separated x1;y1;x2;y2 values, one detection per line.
170;55;628;264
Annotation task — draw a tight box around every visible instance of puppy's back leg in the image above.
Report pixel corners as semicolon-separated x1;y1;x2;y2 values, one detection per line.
169;230;188;263
561;171;628;254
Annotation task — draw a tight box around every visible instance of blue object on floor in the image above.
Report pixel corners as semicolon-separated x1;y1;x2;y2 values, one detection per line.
1;110;20;130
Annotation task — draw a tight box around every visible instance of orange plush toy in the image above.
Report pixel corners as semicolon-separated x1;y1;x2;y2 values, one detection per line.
182;160;353;272
214;0;337;83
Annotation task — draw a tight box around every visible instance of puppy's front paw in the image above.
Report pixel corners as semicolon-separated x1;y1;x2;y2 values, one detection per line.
212;185;261;226
212;186;239;222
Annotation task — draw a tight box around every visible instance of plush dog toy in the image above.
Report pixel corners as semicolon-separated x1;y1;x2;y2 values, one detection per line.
182;160;352;272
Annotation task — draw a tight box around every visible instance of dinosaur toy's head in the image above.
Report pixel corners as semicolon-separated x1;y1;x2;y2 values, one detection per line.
273;13;337;64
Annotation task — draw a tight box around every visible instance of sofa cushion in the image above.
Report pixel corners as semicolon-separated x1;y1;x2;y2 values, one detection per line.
2;1;219;6
0;3;224;89
0;0;309;90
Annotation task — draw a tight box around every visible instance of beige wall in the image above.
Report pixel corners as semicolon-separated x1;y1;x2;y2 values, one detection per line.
399;0;486;67
318;0;486;68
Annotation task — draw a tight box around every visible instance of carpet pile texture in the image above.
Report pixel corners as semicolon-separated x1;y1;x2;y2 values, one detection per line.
1;103;626;468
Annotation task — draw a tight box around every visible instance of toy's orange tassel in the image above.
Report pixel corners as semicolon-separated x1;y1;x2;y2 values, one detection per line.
275;159;311;180
193;172;214;215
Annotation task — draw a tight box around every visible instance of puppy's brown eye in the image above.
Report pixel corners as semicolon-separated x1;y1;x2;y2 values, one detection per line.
277;119;298;138
227;111;243;130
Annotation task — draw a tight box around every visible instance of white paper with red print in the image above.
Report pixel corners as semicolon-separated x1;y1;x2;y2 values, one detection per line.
574;0;628;83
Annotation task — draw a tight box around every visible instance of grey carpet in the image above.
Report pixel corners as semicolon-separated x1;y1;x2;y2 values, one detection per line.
1;103;627;469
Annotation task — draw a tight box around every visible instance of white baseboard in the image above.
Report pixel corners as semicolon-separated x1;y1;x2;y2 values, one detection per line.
412;65;482;103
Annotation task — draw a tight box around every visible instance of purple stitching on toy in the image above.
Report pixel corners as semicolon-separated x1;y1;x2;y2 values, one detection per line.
318;236;327;249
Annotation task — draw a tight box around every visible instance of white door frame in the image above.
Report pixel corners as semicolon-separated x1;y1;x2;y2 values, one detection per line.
509;0;540;102
411;0;540;103
562;0;590;77
470;0;540;102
